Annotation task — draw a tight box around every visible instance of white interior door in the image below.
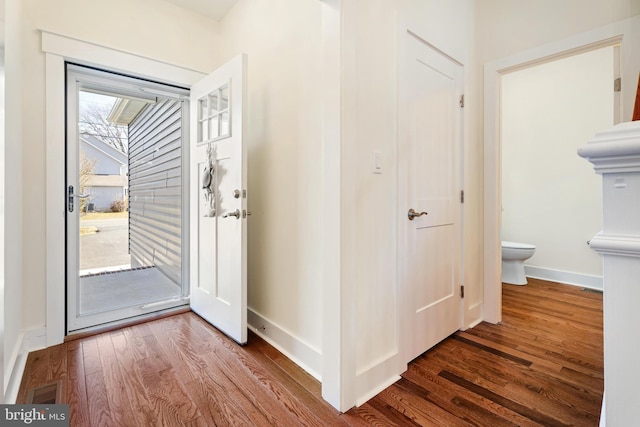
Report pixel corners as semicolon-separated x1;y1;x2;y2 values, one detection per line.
400;32;463;362
190;54;248;344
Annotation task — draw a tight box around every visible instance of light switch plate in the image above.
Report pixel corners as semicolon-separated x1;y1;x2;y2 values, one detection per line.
372;150;382;174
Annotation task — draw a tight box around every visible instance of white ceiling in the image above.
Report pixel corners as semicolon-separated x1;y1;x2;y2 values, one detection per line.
163;0;238;21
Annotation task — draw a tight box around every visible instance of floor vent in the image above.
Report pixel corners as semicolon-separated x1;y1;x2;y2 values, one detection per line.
25;381;62;404
582;287;603;294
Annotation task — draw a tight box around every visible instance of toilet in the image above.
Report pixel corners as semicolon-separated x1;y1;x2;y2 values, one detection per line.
501;241;536;285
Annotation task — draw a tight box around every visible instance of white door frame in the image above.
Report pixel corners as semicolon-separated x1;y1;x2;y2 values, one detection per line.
483;18;638;323
42;31;205;346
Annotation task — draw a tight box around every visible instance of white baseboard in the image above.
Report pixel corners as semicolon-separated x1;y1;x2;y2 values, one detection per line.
23;327;47;353
355;350;404;407
4;332;25;404
525;265;603;290
464;302;483;329
4;327;48;403
355;374;401;407
465;316;483;330
5;351;27;404
248;308;322;381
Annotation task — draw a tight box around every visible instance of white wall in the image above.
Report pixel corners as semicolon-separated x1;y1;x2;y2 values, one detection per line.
24;0;220;73
0;27;5;405
215;0;481;409
476;0;640;64
4;0;21;402
0;0;5;402
217;0;324;376
501;47;613;287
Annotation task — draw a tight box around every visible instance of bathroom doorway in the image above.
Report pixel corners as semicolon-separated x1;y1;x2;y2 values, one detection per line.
483;28;628;323
499;45;616;290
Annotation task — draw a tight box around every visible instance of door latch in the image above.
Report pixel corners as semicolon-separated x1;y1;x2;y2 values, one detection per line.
68;185;89;212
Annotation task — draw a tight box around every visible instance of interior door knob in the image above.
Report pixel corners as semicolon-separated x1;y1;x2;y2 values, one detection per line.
408;208;428;220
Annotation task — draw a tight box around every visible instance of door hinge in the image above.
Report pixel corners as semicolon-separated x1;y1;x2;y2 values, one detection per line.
460;190;464;203
460;285;465;298
459;94;465;108
614;77;622;92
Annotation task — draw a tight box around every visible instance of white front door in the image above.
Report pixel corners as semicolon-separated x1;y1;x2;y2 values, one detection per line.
399;32;464;362
189;54;248;344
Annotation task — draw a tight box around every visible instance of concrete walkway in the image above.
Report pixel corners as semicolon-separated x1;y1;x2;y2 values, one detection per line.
79;218;130;270
75;216;184;323
80;267;181;314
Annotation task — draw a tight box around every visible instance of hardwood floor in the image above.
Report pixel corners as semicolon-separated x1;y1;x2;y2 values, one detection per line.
352;279;604;426
17;278;603;426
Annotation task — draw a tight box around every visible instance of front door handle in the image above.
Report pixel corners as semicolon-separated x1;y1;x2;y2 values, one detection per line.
408;208;428;220
223;209;240;219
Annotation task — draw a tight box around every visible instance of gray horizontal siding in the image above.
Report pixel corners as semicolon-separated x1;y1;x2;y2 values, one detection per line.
128;99;184;285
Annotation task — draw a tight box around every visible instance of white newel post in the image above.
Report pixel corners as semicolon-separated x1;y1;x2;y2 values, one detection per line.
578;121;640;427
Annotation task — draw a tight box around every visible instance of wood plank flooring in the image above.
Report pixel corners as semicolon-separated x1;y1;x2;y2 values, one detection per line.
17;278;603;426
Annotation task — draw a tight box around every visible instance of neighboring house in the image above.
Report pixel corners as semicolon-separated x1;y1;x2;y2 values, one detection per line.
80;133;127;211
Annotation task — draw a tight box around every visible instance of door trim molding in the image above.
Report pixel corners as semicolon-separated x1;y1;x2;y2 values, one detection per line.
320;0;356;411
483;17;638;324
42;31;205;346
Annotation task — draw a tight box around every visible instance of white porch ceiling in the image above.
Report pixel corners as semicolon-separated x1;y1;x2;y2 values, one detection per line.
163;0;238;21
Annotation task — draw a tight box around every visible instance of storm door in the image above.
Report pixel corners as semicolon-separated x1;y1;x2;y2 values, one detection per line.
66;64;189;332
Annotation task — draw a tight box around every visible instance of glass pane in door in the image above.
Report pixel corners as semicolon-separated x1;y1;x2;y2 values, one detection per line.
78;91;135;314
67;64;189;333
